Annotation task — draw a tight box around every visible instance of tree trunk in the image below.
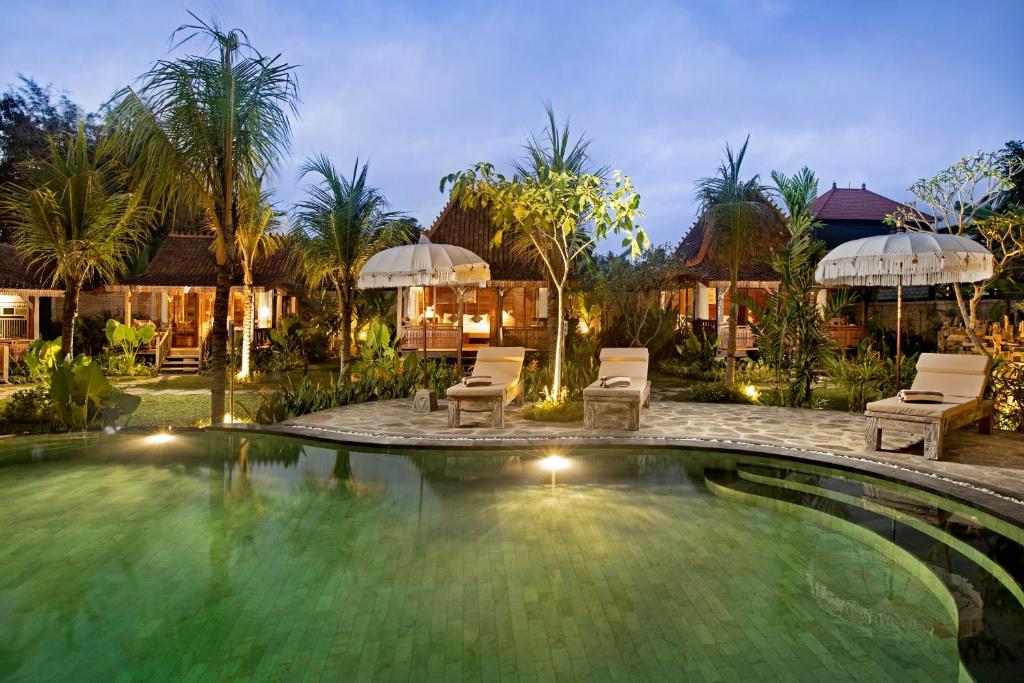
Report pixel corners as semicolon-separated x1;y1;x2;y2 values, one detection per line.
336;283;352;377
726;278;738;386
210;264;232;423
240;283;254;379
60;279;82;360
552;282;565;398
952;283;987;355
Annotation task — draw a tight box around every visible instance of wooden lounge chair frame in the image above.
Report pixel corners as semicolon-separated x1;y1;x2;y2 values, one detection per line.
583;348;651;431
864;353;993;461
446;347;525;429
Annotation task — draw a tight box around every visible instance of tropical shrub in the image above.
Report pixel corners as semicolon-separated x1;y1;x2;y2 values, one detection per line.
730;358;776;385
75;311;116;357
522;396;584;422
248;322;459;423
991;361;1024;432
682;381;754;404
248;358;458;424
49;355;140;430
103;319;156;377
657;332;721;381
0;386;52;431
523;332;600;402
22;337;61;382
822;343;917;413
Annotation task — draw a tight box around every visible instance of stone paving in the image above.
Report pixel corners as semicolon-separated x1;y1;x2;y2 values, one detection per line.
256;399;1024;522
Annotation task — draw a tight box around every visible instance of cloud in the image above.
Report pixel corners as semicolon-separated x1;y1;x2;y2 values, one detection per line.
2;0;1021;247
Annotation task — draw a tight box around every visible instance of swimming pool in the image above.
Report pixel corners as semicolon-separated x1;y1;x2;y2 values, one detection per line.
0;431;1021;681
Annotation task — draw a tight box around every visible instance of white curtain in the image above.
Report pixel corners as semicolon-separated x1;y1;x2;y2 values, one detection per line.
537;287;548;319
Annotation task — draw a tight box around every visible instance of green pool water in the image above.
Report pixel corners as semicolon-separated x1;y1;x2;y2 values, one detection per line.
0;431;1013;681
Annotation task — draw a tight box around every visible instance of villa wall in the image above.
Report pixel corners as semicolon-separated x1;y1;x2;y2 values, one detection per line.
866;300;1001;339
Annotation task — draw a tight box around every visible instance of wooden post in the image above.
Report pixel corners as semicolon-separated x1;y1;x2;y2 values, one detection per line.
124;288;133;325
456;286;466;369
895;280;903;391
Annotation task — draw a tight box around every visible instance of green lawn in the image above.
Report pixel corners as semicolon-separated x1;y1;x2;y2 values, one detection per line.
126;392;264;429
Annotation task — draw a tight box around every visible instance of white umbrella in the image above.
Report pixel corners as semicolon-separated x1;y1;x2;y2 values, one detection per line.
815;232;994;388
358;234;490;409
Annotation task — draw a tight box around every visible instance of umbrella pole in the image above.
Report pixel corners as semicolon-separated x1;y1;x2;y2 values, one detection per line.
895;277;903;391
422;301;429;390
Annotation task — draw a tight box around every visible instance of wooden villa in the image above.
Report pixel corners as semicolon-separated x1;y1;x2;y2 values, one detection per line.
396;201;549;358
0;243;62;380
103;234;302;372
670;197;789;352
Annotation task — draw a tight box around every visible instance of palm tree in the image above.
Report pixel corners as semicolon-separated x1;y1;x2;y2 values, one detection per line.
235;180;281;379
513;103;606;179
107;13;298;423
0;125;149;358
291;156;411;374
694;136;775;386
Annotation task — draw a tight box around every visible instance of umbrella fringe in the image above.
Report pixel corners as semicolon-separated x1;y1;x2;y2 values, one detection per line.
815;252;994;287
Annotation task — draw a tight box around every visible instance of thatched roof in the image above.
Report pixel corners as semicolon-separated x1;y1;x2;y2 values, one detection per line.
119;233;301;292
673;196;787;287
427;200;546;286
0;243;61;295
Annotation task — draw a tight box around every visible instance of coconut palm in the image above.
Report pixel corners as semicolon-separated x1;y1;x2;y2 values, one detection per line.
0;125;149;357
235;180;282;379
291;156;411;374
694;136;776;385
107;13;298;422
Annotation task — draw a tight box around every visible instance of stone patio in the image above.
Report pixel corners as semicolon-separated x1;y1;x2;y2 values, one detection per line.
230;399;1024;524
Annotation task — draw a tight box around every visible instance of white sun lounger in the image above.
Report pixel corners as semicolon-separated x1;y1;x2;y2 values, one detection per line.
864;353;993;460
446;347;526;429
583;348;651;431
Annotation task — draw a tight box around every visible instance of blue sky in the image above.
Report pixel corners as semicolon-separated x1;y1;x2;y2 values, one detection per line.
2;0;1022;248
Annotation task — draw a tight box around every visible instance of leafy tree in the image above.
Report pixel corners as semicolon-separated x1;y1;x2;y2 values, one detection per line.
694;136;780;385
443;163;646;398
235;181;282;379
107;13;298;422
752;168;852;407
291;156;412;374
587;246;680;354
0;125;149;357
0;77;98;221
511;105;605;356
890;151;1019;354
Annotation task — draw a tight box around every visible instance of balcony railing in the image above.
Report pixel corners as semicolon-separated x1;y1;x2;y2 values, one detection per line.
0;317;28;340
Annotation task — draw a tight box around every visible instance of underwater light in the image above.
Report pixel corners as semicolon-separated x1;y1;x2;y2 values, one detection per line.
539;454;570;472
145;432;175;445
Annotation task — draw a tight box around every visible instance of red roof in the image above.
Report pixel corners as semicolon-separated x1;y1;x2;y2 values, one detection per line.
811;184;925;222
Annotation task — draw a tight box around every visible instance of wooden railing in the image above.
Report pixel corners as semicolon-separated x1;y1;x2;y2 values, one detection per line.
154;329;172;370
400;326;460;350
0;318;28;339
719;324;757;351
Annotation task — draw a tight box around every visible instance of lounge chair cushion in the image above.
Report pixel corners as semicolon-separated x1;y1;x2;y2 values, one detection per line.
909;353;990;402
470;347;526;385
583;378;648;400
866;395;978;421
447;379;520;400
597;348;649;384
